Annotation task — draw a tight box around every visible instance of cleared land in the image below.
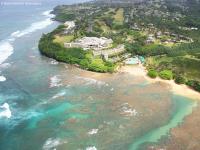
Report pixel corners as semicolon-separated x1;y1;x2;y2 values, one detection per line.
53;35;74;44
113;8;124;25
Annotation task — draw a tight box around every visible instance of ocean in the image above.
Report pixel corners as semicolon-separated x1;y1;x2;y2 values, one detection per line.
0;1;197;150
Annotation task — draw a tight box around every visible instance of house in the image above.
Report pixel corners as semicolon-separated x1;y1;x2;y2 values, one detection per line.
131;23;140;30
64;21;75;34
146;34;155;44
156;31;162;38
164;32;170;36
171;33;178;38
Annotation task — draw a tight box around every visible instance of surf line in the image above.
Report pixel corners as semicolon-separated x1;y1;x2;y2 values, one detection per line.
0;10;55;82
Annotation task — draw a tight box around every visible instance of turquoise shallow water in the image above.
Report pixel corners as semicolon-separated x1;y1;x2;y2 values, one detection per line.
0;1;197;150
129;95;197;150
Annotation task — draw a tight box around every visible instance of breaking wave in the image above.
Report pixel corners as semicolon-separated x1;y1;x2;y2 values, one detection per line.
0;41;14;65
11;10;54;38
11;18;53;38
0;41;13;82
49;75;63;88
52;91;66;99
0;63;11;69
0;10;55;82
86;146;97;150
50;59;59;65
0;103;12;119
43;138;67;150
75;76;106;86
88;129;99;135
0;76;6;82
42;10;55;18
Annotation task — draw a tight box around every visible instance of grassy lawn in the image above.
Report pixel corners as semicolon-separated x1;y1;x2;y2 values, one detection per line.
163;42;175;47
145;56;173;68
95;20;110;33
114;8;124;25
104;8;115;15
146;55;200;81
183;55;200;61
53;35;74;44
174;56;200;80
126;35;134;42
142;43;161;50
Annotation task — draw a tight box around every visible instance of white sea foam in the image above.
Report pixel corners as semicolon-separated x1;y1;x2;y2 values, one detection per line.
110;88;114;91
88;129;99;135
0;63;11;69
49;75;62;88
0;76;6;82
11;18;53;38
0;10;55;83
0;103;12;119
0;41;14;65
120;103;138;117
76;76;106;86
50;59;59;65
0;41;13;82
11;30;20;37
43;138;67;150
42;10;55;18
29;55;36;58
7;38;15;42
86;146;97;150
123;108;138;116
52;91;66;99
11;10;54;38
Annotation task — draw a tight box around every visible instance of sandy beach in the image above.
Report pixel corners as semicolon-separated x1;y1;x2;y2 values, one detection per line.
119;65;200;100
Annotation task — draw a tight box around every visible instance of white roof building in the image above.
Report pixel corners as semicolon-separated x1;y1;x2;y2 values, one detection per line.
64;21;75;29
64;37;113;50
64;21;75;34
77;37;112;49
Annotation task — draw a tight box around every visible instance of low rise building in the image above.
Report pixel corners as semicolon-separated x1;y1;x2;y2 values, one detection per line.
146;34;155;44
64;37;113;50
64;21;75;34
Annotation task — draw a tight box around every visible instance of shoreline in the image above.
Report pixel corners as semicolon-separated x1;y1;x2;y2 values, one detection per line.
65;63;200;100
47;3;200;101
118;65;200;100
60;61;200;100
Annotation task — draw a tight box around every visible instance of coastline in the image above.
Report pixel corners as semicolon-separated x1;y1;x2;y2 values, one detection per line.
63;63;200;100
3;2;199;149
119;65;200;100
41;4;200;101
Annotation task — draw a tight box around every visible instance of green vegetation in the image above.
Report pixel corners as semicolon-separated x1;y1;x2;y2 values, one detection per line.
175;76;186;84
147;69;158;78
39;26;115;73
159;70;173;80
145;55;200;91
88;59;115;72
38;1;200;92
113;8;124;25
55;13;76;22
186;80;200;92
53;35;74;44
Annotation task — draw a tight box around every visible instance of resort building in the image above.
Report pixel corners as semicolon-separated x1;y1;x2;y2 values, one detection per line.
92;45;124;56
64;37;113;50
